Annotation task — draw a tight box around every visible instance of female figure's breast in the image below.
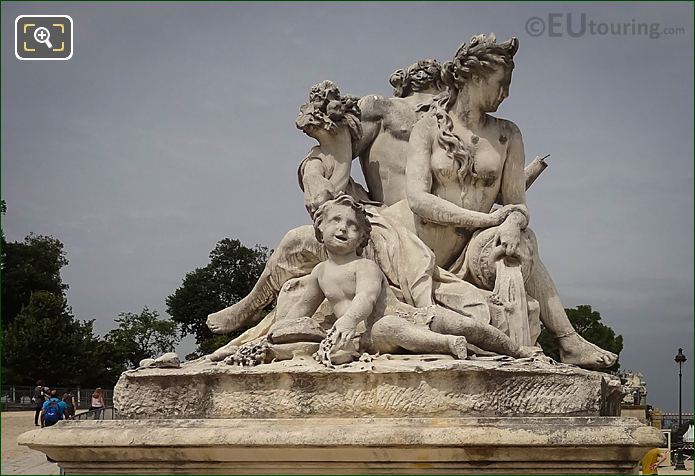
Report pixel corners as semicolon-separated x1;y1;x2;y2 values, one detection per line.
430;138;505;212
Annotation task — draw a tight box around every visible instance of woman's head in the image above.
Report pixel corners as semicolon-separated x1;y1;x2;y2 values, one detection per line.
429;35;518;190
93;388;102;396
442;34;518;111
389;59;444;98
296;80;362;146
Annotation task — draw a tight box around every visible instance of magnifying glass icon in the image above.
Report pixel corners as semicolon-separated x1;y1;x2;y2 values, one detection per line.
33;27;53;49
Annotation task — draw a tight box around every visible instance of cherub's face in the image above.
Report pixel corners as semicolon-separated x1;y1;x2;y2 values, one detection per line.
319;204;364;255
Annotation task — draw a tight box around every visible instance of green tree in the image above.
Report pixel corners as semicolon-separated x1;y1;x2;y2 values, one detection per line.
105;308;180;369
1;199;6;244
1;202;124;386
537;304;623;373
1;233;69;329
166;238;269;355
2;291;120;386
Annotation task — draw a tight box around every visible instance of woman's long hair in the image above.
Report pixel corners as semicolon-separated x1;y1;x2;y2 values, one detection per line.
431;34;518;194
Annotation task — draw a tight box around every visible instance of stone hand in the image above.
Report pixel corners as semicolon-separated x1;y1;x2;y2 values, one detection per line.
494;217;522;259
305;189;335;217
332;316;357;351
490;204;527;226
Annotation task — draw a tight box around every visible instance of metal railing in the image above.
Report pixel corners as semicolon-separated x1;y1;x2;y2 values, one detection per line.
0;385;113;410
72;406;117;421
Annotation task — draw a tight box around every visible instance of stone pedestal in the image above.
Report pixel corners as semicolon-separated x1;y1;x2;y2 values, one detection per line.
113;355;624;419
18;416;662;474
18;356;663;474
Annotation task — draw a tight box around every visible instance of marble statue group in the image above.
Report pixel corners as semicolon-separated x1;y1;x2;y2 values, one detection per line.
205;34;618;371
21;33;666;476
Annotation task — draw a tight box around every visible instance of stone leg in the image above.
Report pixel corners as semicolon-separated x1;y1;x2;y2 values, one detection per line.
526;257;618;369
207;225;325;334
432;278;491;325
428;306;533;359
370;315;468;359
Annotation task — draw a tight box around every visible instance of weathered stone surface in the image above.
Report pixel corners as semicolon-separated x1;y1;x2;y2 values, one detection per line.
114;355;623;419
267;316;326;344
268;342;320;360
17;416;664;474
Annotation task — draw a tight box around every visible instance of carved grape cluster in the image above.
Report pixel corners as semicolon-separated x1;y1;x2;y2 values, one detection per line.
224;338;269;367
314;327;339;368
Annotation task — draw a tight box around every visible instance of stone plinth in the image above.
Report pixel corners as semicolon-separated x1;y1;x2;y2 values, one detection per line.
113;355;623;419
20;356;656;474
17;416;663;474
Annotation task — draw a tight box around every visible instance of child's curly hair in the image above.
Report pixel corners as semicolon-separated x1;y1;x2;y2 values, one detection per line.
296;80;362;147
389;59;444;98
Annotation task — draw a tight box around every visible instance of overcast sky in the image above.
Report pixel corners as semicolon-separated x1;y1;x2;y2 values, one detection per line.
2;2;692;413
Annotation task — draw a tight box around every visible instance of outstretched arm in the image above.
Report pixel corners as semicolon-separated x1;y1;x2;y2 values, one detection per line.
406;117;508;230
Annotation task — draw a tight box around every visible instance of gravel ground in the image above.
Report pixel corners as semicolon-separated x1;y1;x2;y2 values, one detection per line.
2;411;41;462
1;410;58;475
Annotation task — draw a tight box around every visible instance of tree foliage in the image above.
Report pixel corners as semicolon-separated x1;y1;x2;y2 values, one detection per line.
105;308;179;369
2;291;119;386
166;239;269;354
537;304;624;373
2;234;69;329
1;202;179;387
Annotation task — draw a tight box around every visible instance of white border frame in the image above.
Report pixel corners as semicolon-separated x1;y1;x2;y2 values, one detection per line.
15;15;73;61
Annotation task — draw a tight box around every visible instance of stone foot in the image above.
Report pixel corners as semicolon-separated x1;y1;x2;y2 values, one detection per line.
206;299;259;334
449;336;468;360
558;332;618;369
205;341;239;362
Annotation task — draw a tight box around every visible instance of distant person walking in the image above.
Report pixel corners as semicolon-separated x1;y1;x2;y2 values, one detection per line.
62;389;76;420
90;388;105;419
640;448;667;475
40;389;67;427
32;379;48;426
